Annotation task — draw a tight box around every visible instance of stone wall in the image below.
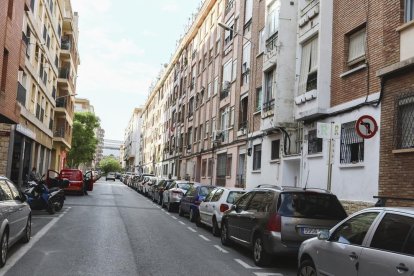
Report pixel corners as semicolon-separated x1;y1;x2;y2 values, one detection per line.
341;200;375;215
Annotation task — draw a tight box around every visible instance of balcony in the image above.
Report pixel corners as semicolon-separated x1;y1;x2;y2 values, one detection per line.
53;127;72;148
262;99;275;112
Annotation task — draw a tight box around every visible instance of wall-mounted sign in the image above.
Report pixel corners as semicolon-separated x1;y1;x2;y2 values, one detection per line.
355;115;378;139
16;124;36;140
317;122;341;139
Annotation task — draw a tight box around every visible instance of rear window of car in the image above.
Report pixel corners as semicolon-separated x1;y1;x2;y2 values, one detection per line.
199;186;214;196
278;192;347;220
226;191;245;204
177;183;191;190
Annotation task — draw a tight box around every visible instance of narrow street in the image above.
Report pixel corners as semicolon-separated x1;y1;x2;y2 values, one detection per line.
2;179;296;276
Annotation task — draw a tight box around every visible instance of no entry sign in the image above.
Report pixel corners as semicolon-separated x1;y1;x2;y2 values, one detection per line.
355;115;378;139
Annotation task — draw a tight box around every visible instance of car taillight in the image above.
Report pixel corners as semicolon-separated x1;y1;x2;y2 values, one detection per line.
220;204;229;213
267;213;282;232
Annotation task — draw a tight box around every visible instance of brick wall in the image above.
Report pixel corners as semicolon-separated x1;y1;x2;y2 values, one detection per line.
0;124;11;175
379;70;414;207
331;0;401;107
0;0;26;124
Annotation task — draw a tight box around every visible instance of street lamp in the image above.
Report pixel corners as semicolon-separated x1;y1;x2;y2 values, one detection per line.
217;22;255;47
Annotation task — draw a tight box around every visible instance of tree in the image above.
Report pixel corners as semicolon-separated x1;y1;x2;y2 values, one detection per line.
99;156;121;174
67;112;100;168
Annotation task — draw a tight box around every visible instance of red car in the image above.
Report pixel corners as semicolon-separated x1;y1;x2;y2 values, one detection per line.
47;169;95;195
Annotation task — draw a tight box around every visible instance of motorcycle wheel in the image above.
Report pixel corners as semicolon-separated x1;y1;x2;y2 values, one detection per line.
55;199;64;211
47;203;56;214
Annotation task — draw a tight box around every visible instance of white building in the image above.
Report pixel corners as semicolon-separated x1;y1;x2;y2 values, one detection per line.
123;107;143;173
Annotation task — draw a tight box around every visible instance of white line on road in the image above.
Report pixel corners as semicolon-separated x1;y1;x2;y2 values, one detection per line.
234;259;262;269
1;210;68;275
214;245;229;253
171;216;177;220
179;221;185;225
199;235;210;241
187;227;197;233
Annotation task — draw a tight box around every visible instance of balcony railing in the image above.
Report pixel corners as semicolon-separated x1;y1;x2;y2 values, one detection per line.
59;68;70;79
266;33;278;54
56;97;68;108
225;0;234;15
61;36;72;50
263;99;275;112
17;82;26;106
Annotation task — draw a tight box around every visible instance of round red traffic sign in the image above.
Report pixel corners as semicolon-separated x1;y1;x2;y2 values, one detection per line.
355;115;378;139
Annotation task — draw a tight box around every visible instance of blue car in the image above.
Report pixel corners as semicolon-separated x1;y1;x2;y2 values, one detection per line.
179;184;215;223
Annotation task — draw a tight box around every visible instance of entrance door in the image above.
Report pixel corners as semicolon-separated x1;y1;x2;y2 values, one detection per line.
237;153;246;188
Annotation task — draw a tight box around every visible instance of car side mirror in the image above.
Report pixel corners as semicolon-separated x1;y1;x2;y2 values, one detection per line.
231;205;236;211
18;192;27;202
318;229;330;240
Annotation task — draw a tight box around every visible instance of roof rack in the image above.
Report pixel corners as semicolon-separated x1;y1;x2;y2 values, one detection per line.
255;184;283;190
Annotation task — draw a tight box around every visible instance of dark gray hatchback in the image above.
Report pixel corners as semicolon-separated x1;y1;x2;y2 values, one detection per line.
220;185;347;266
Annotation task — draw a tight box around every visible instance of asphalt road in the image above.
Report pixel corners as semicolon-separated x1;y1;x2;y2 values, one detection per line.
1;179;297;276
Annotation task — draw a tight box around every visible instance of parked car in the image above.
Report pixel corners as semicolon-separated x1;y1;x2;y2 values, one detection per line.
179;184;216;223
162;181;197;212
0;176;32;267
153;179;174;205
148;178;168;201
198;187;246;235
47;169;95;195
136;174;155;192
298;207;414;276
220;186;347;266
106;172;116;181
143;176;157;196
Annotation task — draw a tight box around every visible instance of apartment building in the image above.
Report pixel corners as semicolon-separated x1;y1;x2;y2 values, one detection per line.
124;107;143;172
0;0;27;177
376;0;414;207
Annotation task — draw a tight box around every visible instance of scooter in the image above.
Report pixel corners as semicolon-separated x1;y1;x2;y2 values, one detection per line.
24;175;67;214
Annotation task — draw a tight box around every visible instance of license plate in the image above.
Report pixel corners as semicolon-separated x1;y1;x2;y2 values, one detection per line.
302;228;322;235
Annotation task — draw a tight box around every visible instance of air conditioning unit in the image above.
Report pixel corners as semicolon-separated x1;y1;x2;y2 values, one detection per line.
214;131;224;143
223;81;231;91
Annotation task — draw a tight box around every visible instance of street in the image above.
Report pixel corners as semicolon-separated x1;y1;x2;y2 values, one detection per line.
1;179;296;276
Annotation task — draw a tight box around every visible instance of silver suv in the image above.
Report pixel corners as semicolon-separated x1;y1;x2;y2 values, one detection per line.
220;185;347;266
298;207;414;276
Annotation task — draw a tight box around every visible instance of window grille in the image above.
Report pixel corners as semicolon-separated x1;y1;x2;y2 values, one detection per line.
340;121;364;164
394;91;414;149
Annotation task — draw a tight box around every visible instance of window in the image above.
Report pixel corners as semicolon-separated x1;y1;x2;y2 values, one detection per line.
224;19;234;47
348;28;366;64
6;180;20;199
207;158;213;177
207;82;212;98
253;144;262;170
217;153;227;185
188;97;194;117
232;59;237;81
406;0;414;22
7;0;14;18
395;93;414;149
239;96;248;130
235;192;254;210
330;212;378;246
244;0;253;24
0;180;13;200
255;87;262;112
187;127;192;146
222;60;232;95
214;77;219;95
1;49;9;92
202;159;207;177
226;154;232;177
340;121;364;164
247;191;274;212
205;120;209;137
242;43;251;85
266;1;280;38
205;188;216;202
211;189;224;202
308;129;323;154
271;140;280;160
298;36;318;95
371;213;414;255
263;69;274;112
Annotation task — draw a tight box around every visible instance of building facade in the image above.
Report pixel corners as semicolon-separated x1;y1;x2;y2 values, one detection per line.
123;107;143;173
0;0;27;178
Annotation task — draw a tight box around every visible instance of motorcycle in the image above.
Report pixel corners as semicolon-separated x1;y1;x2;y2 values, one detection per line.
24;175;68;214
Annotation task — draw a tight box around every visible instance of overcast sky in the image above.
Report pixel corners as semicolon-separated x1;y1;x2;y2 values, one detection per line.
71;0;202;141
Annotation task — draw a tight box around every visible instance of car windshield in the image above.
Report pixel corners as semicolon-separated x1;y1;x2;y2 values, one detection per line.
177;183;191;190
199;186;214;196
278;192;347;220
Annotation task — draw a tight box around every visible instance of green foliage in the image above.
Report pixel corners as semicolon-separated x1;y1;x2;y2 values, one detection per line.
99;156;121;174
67;112;100;168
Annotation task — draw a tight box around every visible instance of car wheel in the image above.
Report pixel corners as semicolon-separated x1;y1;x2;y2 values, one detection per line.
220;221;230;246
178;204;184;217
21;216;31;243
253;235;270;266
298;259;317;276
189;208;196;222
212;217;220;237
0;231;8;267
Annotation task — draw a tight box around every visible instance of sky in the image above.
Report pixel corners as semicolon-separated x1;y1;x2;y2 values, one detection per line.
70;0;202;141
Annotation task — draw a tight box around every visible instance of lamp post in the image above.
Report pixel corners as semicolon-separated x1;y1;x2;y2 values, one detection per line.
218;22;256;47
55;93;77;100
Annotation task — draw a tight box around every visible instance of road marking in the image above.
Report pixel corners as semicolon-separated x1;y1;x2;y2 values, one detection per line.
254;273;284;276
1;209;68;275
179;221;185;225
214;245;228;253
171;216;177;220
187;227;197;233
199;235;210;241
234;259;262;269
